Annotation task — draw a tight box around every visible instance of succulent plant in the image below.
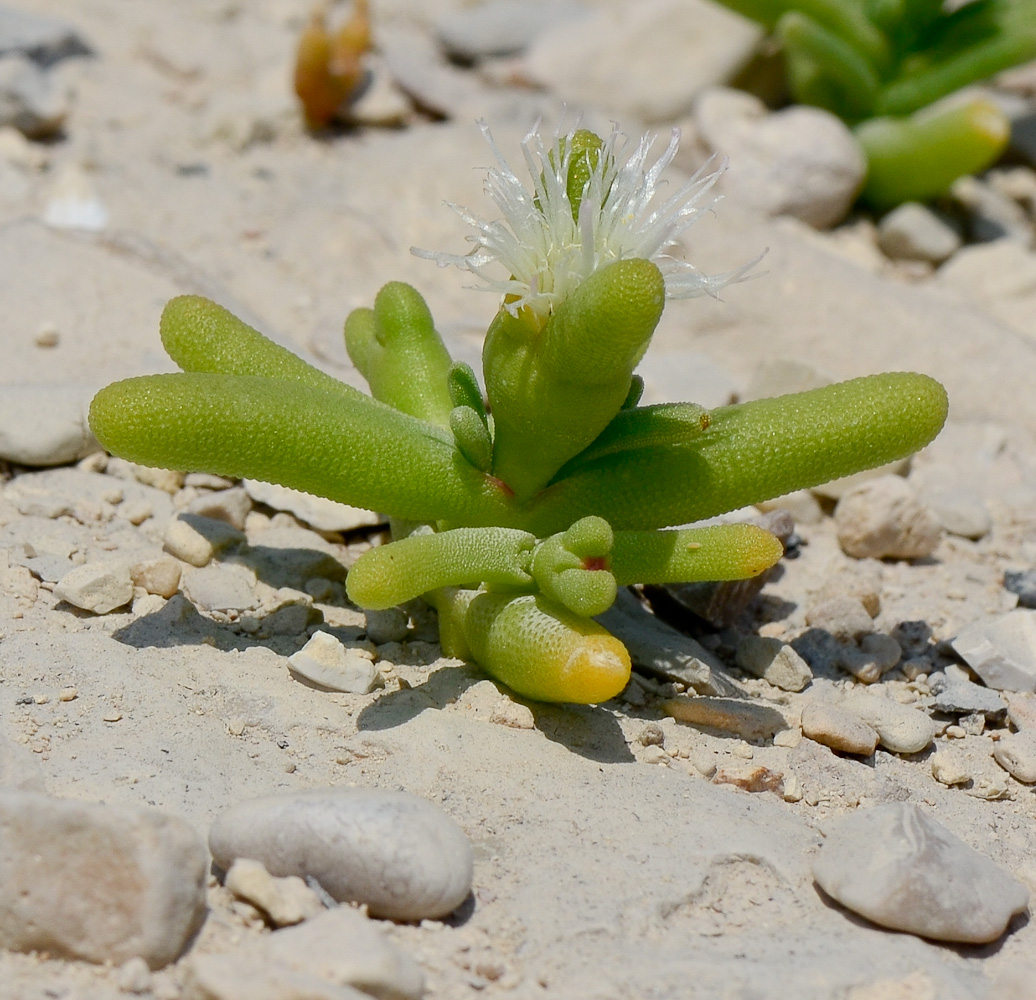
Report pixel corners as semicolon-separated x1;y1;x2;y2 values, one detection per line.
716;0;1036;206
88;121;948;703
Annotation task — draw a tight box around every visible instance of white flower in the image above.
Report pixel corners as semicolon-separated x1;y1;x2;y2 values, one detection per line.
413;119;755;325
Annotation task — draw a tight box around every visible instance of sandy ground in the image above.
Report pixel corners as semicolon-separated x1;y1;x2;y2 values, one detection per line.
4;1;1036;998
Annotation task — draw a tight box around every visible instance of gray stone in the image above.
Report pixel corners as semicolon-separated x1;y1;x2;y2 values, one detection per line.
800;700;878;756
437;1;587;60
243;480;382;533
0;789;207;968
952;610;1036;692
0;5;91;66
1004;569;1036;609
813;803;1028;943
694;87;865;228
834;476;942;560
930;674;1008;719
877;202;962;263
0;383;99;465
0;52;66;137
208;788;473;921
805;597;873;641
951;174;1034;246
186;906;423;1000
365;607;409;645
735;635;812;692
520;0;761;123
54;561;133;614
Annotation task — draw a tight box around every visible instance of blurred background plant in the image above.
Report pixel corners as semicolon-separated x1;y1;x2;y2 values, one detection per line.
713;0;1036;206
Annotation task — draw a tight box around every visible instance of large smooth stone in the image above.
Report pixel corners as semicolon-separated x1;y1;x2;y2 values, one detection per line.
0;789;208;968
208;788;473;920
813;803;1028;943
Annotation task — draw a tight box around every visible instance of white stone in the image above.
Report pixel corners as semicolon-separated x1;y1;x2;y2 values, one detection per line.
521;0;762;123
813;803;1028;943
919;484;991;540
0;789;207;968
992;730;1036;784
243;480;382;533
184;564;259;614
805;596;874;641
164;514;244;568
800;700;878;756
437;1;586;60
54;561;133;614
952;610;1036;692
208;788;473;921
695;87;866;228
841;690;936;754
288;631;383;694
224;858;324;927
186;906;423;1000
931;748;972;786
877;202;962;263
735;635;812;692
835;476;942;560
187;486;252;530
0;383;99;465
42;163;107;230
130;557;182;599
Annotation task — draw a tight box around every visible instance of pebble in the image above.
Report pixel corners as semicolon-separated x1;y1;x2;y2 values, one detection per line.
164;513;244;567
1007;691;1036;730
117;956;152;994
930;748;972;786
1004;568;1036;609
834;476;942;560
918;484;991;540
838;633;902;684
185;906;424;1000
184;564;259;614
364;606;409;645
42;162;108;231
734;635;812;692
208;788;473;921
242;480;383;533
187;486;252;531
951;610;1036;692
930;673;1008;720
54;561;133;614
0;5;92;65
437;0;587;60
804;596;874;641
0;789;207;968
712;762;784;794
663;696;790;741
992;730;1036;784
841;690;936;754
0;383;98;465
876;202;962;263
130;556;182;599
694;87;865;228
812;803;1028;943
224;858;324;927
0;52;66;138
520;0;761;123
951;174;1034;246
288;630;384;694
800;700;878;756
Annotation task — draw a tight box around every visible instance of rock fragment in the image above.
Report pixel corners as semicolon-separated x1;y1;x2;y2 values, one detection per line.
288;631;383;694
876;202;962;263
224;858;324;927
130;556;182;599
813;803;1028;943
364;606;409;645
663;696;789;741
187;486;252;530
735;635;812;691
0;52;67;138
0;383;99;465
835;476;942;560
0;789;207;968
804;596;873;641
930;748;972;786
54;561;133;613
1005;569;1036;609
800;700;878;756
164;513;244;568
992;730;1036;784
951;610;1036;692
209;788;473;921
243;480;384;533
184;564;259;614
930;673;1008;720
186;906;423;1000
